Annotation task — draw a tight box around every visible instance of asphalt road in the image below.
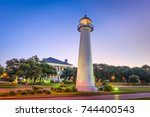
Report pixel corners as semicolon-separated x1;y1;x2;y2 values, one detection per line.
1;92;150;100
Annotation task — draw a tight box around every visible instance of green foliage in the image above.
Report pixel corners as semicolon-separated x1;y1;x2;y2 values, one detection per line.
0;84;22;88
53;83;64;88
9;91;17;96
23;90;35;94
50;80;54;83
68;85;78;92
44;90;51;94
55;87;63;92
5;55;57;84
51;83;64;91
100;80;113;92
62;87;72;92
62;86;77;92
94;64;150;83
51;84;77;93
17;90;22;93
60;67;77;82
40;62;57;77
3;55;150;85
102;80;109;85
0;65;5;75
26;90;35;95
32;86;43;92
128;75;140;84
9;75;17;82
63;80;73;84
36;90;43;94
98;87;104;91
19;91;28;95
104;85;113;92
0;92;9;97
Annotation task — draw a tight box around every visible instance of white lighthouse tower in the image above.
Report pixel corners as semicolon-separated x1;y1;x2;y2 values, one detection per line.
76;15;97;92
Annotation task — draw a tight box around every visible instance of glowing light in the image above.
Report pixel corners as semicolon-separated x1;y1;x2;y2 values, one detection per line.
44;80;48;83
80;18;91;25
3;73;8;78
111;76;115;80
114;87;119;91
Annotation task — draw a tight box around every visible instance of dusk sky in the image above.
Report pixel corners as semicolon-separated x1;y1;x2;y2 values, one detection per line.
0;0;150;67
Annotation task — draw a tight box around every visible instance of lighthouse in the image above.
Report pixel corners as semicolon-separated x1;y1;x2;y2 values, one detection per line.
76;15;97;92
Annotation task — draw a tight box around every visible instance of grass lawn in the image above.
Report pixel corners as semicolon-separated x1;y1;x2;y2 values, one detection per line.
0;84;55;88
0;84;25;88
113;86;150;94
0;84;150;96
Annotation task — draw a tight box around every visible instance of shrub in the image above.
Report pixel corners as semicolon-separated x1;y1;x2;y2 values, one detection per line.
17;90;22;93
24;90;31;93
19;91;28;95
61;85;77;93
98;87;104;91
36;90;43;94
32;86;43;92
9;91;17;96
62;87;72;93
63;80;73;84
0;92;9;97
55;87;62;92
43;90;47;93
128;75;141;84
44;90;51;94
51;87;55;91
104;85;113;92
51;83;64;91
50;80;54;83
28;90;35;95
102;80;110;86
69;85;77;92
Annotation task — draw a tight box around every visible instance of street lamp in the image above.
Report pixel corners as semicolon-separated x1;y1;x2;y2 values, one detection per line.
3;73;8;78
111;75;115;81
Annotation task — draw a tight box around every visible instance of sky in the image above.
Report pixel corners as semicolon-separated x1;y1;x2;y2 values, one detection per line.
0;0;150;67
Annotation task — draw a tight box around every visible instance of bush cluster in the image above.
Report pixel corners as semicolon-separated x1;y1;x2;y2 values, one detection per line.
19;91;28;95
104;85;113;91
63;80;73;84
98;80;113;92
36;90;43;94
0;89;51;97
32;86;43;92
0;92;9;97
9;91;17;96
43;90;51;94
51;84;77;93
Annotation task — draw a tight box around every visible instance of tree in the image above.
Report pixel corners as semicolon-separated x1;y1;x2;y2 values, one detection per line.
142;65;150;71
30;63;42;84
6;59;20;81
93;64;110;81
28;55;40;63
0;65;5;76
61;67;76;81
5;56;58;84
39;62;57;83
132;67;150;83
128;75;140;84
